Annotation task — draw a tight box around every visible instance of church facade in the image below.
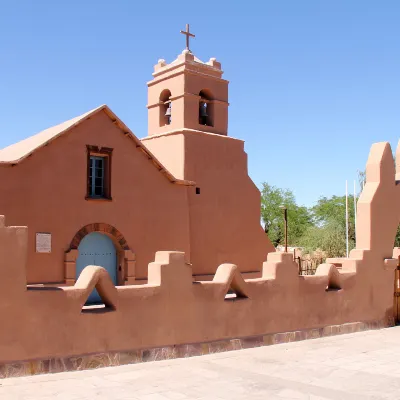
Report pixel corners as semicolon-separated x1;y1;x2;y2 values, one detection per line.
0;46;274;289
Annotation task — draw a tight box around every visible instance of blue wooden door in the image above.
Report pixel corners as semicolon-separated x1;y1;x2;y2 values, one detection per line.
76;232;117;304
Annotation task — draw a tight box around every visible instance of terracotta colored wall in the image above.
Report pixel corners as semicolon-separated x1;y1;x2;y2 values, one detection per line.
144;130;274;276
0;141;397;366
355;142;400;260
0;110;191;282
183;132;272;275
142;133;185;179
0;244;394;365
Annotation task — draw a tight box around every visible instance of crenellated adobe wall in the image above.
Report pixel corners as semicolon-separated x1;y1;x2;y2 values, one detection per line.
0;141;399;376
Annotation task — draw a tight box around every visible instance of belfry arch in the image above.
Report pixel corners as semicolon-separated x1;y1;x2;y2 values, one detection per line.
199;89;214;127
159;89;172;126
64;223;135;286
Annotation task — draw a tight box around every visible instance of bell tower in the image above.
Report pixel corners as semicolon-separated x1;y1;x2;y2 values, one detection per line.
147;26;229;137
143;25;274;278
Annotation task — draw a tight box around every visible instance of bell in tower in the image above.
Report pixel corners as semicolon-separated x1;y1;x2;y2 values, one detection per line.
199;102;208;125
165;102;172;125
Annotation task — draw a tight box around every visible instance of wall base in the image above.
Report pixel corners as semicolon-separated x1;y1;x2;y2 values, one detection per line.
0;319;392;379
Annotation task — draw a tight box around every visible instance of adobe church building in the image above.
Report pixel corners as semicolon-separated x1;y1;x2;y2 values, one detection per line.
0;26;398;375
0;30;274;293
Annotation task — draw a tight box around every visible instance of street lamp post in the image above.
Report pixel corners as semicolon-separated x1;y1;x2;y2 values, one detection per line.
279;205;288;253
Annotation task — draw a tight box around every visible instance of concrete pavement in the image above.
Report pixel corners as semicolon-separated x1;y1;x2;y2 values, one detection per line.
2;326;400;399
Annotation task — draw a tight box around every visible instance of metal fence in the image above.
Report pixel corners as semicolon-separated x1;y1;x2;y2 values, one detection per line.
295;257;324;275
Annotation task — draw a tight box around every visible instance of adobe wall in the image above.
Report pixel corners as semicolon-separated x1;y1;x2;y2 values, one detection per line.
144;130;275;277
0;141;397;368
183;131;274;276
0;110;191;283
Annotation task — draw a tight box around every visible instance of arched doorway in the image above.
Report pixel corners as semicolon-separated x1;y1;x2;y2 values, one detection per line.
76;232;117;304
64;223;136;287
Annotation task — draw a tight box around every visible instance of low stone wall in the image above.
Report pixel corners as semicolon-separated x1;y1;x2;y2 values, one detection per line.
0;319;391;378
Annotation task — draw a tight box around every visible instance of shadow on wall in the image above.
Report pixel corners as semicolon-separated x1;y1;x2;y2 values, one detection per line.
0;141;399;366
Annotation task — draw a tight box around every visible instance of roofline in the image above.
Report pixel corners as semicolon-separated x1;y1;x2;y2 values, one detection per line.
147;67;228;88
1;105;195;187
101;106;195;186
141;128;243;143
0;105;106;165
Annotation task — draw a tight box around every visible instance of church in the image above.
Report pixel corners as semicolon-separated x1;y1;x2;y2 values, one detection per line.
0;26;274;295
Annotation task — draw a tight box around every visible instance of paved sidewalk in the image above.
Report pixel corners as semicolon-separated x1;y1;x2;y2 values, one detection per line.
2;327;400;399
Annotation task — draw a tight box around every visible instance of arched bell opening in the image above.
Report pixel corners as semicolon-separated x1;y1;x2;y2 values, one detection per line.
199;89;214;127
159;89;172;126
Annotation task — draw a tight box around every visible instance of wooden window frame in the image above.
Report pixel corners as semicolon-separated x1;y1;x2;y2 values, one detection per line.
86;145;113;201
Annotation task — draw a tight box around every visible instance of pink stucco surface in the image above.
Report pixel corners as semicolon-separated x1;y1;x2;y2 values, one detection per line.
144;130;269;276
0;109;191;283
0;140;397;365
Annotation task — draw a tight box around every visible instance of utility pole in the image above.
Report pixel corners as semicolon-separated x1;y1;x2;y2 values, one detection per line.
345;181;349;257
279;205;288;253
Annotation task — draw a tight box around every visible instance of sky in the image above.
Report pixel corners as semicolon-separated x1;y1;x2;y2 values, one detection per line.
0;0;398;206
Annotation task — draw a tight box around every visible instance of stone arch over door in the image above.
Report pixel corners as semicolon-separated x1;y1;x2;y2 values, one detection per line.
64;223;135;286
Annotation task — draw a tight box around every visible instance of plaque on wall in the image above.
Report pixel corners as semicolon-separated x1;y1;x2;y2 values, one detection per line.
36;233;51;253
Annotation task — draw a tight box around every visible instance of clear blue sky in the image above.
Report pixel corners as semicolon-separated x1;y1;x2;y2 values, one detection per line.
0;1;398;206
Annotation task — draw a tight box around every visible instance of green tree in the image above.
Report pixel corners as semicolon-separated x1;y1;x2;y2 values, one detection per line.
298;194;357;258
260;183;312;247
300;221;353;258
311;194;356;244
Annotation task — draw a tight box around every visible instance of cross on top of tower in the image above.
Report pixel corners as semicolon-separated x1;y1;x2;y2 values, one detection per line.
180;24;195;52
